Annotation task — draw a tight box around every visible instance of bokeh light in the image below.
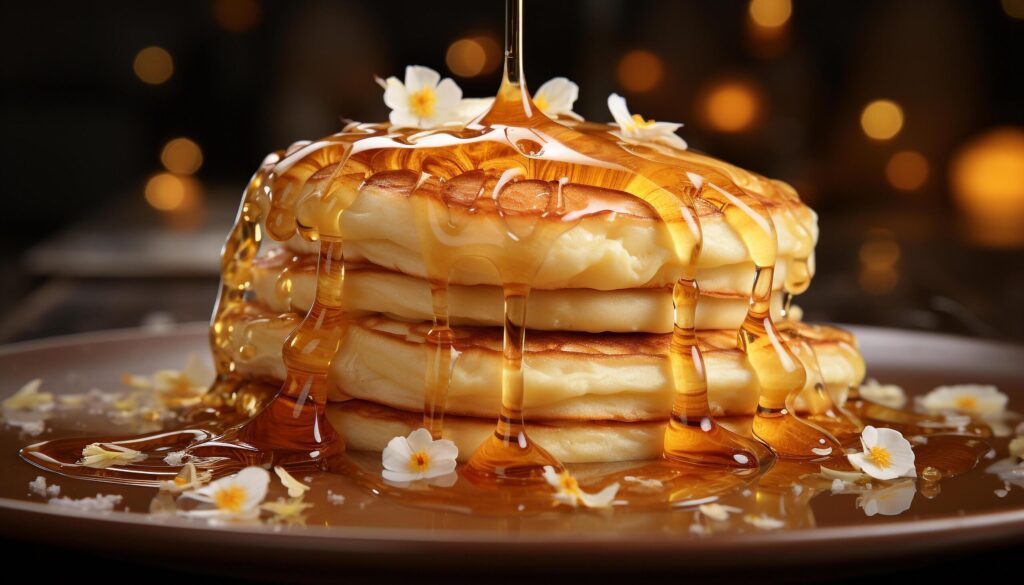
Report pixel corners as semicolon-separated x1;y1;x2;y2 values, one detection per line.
1002;0;1024;19
950;127;1024;247
859;229;901;295
212;0;262;33
616;50;664;93
749;0;792;29
145;173;200;212
860;99;904;140
885;150;929;191
701;80;761;133
132;47;174;85
446;38;488;77
160;138;204;175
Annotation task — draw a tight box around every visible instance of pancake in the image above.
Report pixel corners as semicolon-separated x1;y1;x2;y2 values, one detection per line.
225;308;864;421
331;400;669;463
250;249;785;333
271;169;818;292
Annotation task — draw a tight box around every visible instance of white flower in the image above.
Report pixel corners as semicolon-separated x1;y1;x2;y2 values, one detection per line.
379;66;463;129
542;465;619;509
857;480;916;517
159;463;211;493
698;503;742;521
607;93;687;150
847;426;916;480
274;466;310;498
177;466;270;520
533;77;582;120
2;379;54;412
919;385;1008;418
80;443;146;468
381;428;458;482
858;379;907;409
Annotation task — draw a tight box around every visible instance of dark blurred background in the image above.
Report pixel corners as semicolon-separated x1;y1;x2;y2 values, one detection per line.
1;0;1023;343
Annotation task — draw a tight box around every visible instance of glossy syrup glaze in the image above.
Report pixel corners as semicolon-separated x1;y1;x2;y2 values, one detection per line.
18;0;994;510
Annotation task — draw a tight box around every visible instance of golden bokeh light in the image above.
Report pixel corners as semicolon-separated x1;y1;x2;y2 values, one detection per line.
950;127;1024;247
133;47;174;85
860;99;904;141
160;138;204;175
749;0;792;28
1002;0;1024;19
616;50;664;93
212;0;262;32
885;150;929;191
446;38;488;77
145;173;200;212
859;229;900;295
701;80;761;133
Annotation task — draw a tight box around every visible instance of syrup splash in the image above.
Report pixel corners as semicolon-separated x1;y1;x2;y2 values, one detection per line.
19;0;992;509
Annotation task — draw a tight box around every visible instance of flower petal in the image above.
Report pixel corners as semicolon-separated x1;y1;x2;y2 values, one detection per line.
607;93;632;128
433;78;463;109
382;77;408;111
426;438;459;462
404;65;440;92
405;428;435;452
382;436;414;471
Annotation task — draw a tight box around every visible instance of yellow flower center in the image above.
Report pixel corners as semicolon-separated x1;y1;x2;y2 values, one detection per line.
630;113;656;128
868;446;892;469
534;94;550;113
954;396;978;411
409;451;431;472
174;476;189;486
408;88;437;119
213;485;247;513
559;473;580;494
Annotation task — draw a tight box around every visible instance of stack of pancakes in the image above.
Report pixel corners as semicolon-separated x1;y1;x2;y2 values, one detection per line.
225;169;865;463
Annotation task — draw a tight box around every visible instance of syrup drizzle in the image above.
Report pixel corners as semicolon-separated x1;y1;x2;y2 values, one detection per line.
18;0;992;506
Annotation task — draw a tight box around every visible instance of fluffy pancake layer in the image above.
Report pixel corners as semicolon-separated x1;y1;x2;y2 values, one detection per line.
273;170;817;292
225;307;864;422
251;249;784;333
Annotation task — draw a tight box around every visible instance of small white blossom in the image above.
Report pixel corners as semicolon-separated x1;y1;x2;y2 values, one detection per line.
919;385;1008;418
533;77;582;120
177;466;270;521
381;428;458;482
80;443;146;469
858;379;907;409
2;379;54;412
607;93;687;150
847;426;916;480
542;466;619;509
379;66;463;129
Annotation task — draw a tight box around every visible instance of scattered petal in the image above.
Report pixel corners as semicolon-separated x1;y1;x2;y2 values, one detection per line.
275;466;311;498
159;463;211;493
743;514;785;530
543;465;619;509
2;379;54;412
80;443;146;469
698;503;742;521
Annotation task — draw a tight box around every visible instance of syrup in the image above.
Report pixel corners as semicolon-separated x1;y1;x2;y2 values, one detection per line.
17;0;995;513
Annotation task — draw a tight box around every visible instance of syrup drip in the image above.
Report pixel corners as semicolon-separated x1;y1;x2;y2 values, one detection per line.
18;0;992;507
